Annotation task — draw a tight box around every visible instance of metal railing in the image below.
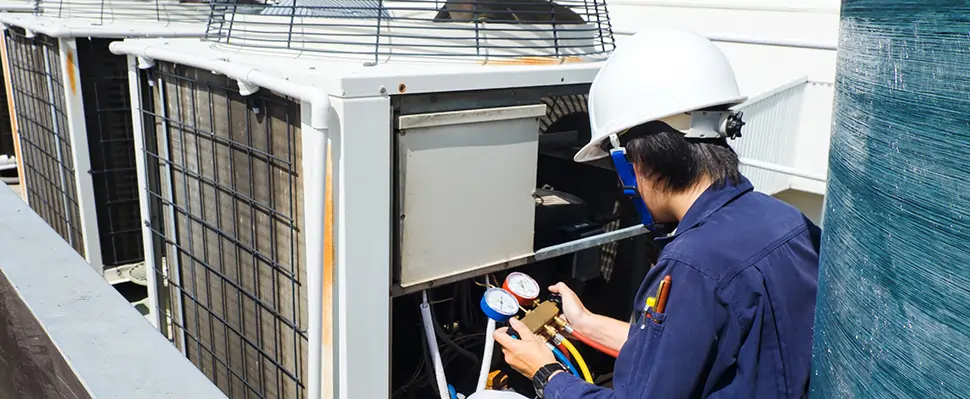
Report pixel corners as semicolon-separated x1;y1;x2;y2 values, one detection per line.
203;0;616;61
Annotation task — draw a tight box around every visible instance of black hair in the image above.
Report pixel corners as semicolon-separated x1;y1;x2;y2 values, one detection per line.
622;121;742;193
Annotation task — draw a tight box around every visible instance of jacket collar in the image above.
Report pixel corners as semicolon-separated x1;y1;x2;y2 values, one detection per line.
654;176;754;246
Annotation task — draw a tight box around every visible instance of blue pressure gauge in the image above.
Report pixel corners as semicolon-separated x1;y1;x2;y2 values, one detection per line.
480;287;519;322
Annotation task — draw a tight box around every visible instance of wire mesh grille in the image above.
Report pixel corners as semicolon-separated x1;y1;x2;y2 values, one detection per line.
204;0;615;60
140;61;307;399
35;0;211;23
0;58;14;157
4;27;85;256
76;38;144;267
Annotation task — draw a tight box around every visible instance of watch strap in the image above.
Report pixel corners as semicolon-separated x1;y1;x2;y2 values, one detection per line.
532;363;567;398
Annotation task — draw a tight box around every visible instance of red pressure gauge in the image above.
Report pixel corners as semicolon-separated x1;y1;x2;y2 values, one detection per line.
503;272;540;307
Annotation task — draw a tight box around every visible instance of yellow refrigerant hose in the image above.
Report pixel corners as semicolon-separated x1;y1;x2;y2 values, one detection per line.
559;337;594;383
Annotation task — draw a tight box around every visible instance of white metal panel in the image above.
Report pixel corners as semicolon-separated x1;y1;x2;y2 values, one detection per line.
397;105;544;287
300;100;332;399
58;37;104;273
0;0;33;12
606;0;839;96
109;38;605;99
125;55;160;328
332;95;392;399
790;80;835;194
732;77;806;195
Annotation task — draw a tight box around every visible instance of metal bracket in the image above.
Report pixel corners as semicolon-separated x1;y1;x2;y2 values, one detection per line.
136;56;155;69
237;80;259;96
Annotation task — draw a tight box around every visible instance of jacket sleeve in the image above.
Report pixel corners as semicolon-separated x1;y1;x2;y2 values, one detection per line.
543;259;724;399
544;371;616;399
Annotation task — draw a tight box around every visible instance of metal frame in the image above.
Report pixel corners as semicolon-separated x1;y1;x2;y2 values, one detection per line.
134;60;309;399
329;95;392;399
58;36;104;273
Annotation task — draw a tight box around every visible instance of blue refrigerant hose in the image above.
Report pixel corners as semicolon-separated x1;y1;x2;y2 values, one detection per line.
508;332;581;379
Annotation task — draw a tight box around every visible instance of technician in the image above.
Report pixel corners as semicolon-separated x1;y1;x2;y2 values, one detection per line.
494;26;822;399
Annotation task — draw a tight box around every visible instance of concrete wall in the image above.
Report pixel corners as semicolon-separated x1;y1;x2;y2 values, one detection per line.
0;185;229;399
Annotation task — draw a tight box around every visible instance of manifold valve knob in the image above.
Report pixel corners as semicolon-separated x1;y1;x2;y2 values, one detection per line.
725;111;746;139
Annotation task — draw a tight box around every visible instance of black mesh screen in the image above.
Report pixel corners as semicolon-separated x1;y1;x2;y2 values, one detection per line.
140;61;307;399
4;28;84;256
76;38;144;267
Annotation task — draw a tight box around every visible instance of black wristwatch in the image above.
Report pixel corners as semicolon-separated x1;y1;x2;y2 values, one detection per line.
532;363;567;398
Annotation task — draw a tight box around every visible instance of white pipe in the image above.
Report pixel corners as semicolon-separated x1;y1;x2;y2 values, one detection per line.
476;319;497;392
421;291;451;399
613;29;837;51
107;40;332;129
739;157;828;182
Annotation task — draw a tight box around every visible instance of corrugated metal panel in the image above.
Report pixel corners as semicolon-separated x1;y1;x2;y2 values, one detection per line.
5;27;84;256
142;62;307;399
732;78;807;195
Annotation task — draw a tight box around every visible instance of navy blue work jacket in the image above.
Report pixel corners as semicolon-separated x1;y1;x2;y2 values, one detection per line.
544;176;821;398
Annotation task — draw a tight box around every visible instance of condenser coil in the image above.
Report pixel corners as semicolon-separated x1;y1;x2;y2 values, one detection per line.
0;0;211;273
110;1;633;398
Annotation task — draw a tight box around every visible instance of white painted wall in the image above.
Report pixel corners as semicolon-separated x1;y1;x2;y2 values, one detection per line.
605;0;839;220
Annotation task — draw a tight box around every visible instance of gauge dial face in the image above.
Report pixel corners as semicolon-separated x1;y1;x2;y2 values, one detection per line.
505;272;540;300
484;288;519;316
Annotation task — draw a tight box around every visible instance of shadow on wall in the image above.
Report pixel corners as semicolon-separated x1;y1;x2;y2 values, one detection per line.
773;189;824;226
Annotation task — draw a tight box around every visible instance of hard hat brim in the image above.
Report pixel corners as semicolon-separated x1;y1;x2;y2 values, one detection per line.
574;95;748;163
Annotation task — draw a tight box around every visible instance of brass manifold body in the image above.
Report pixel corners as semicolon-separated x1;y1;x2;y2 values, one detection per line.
515;299;571;341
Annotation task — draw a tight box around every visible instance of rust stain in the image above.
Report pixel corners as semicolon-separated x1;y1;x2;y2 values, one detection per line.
321;142;334;399
65;51;77;96
485;56;585;66
0;41;24;189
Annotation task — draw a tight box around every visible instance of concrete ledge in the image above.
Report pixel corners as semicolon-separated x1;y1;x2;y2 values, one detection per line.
0;185;227;399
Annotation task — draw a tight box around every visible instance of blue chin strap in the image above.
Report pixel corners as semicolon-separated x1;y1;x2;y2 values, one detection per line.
608;140;658;232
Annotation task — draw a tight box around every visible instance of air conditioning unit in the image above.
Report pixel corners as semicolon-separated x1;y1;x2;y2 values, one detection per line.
0;0;209;276
0;1;36;183
110;1;630;397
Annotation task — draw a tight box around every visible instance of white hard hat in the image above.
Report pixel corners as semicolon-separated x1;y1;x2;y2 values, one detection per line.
575;26;747;163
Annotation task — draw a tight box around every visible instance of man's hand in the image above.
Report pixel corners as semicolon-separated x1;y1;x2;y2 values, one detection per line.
549;282;592;334
493;318;557;379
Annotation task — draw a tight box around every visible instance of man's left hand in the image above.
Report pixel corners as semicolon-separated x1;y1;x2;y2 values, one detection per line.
493;318;557;379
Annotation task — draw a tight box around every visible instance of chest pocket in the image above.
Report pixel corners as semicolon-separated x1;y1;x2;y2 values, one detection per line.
615;310;667;397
